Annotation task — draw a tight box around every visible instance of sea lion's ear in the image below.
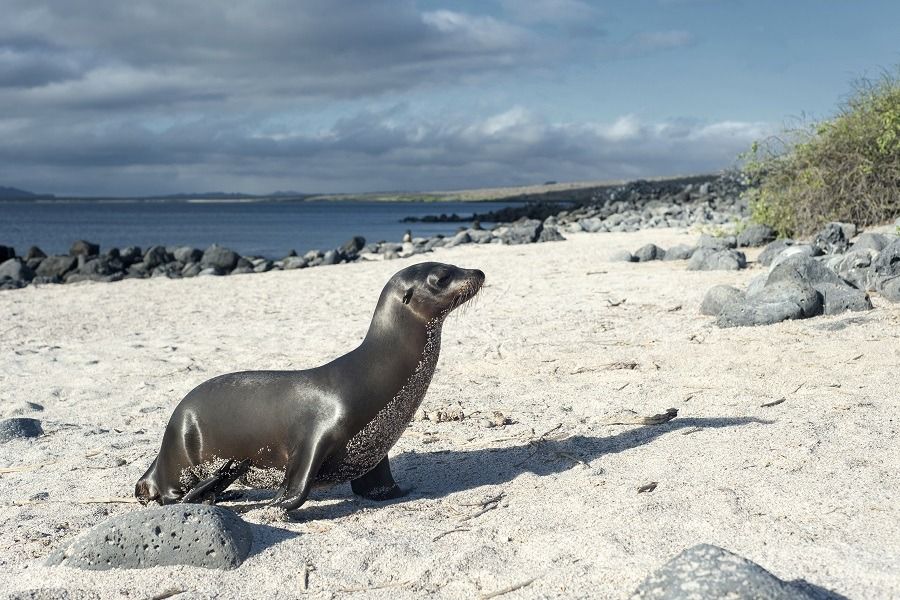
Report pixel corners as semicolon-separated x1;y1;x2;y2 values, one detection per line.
402;288;414;304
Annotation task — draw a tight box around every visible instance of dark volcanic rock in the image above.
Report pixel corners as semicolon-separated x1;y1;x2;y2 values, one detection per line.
687;248;746;271
758;239;795;266
852;232;892;253
813;222;850;255
320;250;339;265
45;504;252;570
281;256;308;270
35;255;77;279
766;255;850;289
25;246;46;260
871;238;900;280
495;219;543;245
173;246;202;264
444;231;472;248
143;245;171;270
878;276;900;302
339;236;366;259
0;418;44;442
717;281;821;328
119;246;143;266
832;250;878;291
630;543;819;600
69;240;100;257
737;223;776;247
698;234;737;250
0;245;15;261
0;258;35;283
700;285;745;316
201;245;239;271
817;283;873;315
662;244;695;261
537;225;565;242
634;244;666;262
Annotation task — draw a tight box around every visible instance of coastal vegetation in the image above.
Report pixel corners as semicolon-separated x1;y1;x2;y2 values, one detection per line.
743;67;900;236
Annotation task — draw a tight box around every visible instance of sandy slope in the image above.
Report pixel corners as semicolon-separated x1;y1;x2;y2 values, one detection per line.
0;229;898;599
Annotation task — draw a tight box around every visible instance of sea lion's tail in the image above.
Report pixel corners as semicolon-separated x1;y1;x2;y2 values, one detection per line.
135;457;162;505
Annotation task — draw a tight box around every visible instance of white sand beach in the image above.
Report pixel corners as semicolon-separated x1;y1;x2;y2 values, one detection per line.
1;229;898;599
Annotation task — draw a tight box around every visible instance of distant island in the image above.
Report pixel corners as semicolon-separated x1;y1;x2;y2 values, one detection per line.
0;175;714;204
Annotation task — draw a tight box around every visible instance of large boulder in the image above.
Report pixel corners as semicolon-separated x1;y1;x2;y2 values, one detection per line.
25;246;46;260
143;245;171;270
173;246;203;264
817;283;873;315
769;245;817;270
0;258;35;283
339;236;366;259
466;229;494;244
717;281;821;328
608;250;635;262
45;504;252;570
766;255;849;289
687;248;746;271
812;222;850;255
758;239;795;266
444;231;472;248
0;245;15;261
35;255;77;279
832;249;878;291
852;232;892;253
662;244;695;261
634;244;666;262
119;246;143;266
698;234;736;250
537;226;565;242
282;256;308;270
494;219;543;245
0;418;44;442
878;276;900;302
700;285;745;316
201;245;239;271
69;240;100;257
871;238;900;280
631;544;818;599
736;223;776;247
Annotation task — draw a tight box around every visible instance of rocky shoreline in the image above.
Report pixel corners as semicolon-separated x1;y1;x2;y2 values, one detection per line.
0;173;750;291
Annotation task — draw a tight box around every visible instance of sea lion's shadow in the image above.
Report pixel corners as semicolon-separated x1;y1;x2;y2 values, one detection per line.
393;416;769;498
238;416;768;553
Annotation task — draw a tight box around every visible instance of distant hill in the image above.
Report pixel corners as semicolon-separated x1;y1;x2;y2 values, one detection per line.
0;186;55;200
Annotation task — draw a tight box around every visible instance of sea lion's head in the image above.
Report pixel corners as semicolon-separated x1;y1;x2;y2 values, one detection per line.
389;262;485;323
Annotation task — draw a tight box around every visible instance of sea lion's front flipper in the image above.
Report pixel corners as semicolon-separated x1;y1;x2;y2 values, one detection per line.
181;458;251;504
270;436;336;511
351;455;407;501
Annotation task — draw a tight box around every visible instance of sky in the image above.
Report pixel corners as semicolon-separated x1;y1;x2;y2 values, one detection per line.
1;0;898;196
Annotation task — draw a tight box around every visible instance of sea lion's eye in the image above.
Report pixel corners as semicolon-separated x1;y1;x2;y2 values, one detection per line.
428;271;452;288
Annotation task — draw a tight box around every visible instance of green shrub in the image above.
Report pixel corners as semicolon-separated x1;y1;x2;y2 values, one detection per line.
742;68;900;237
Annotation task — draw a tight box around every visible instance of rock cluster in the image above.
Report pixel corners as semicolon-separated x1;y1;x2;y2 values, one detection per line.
614;230;768;271
702;222;898;327
0;216;565;291
631;544;834;599
45;504;252;570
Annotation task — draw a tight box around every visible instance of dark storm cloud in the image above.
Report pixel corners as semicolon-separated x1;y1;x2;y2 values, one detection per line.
0;0;536;111
0;0;767;195
0;105;768;195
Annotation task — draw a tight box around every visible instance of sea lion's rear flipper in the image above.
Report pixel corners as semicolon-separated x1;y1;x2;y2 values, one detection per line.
181;458;252;504
351;455;407;501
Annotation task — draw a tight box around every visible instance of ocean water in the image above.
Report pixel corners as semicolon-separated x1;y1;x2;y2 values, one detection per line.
0;200;516;258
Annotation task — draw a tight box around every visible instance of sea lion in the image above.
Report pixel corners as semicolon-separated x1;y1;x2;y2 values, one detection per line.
135;261;484;511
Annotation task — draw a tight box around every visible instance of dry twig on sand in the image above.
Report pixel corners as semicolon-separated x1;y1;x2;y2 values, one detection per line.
480;577;539;599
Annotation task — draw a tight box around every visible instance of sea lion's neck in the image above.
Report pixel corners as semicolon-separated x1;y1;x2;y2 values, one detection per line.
344;302;443;408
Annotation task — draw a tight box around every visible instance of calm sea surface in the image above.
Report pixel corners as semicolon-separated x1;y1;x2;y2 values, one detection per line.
0;200;516;258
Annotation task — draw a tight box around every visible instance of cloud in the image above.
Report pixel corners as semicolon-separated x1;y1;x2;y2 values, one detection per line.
0;106;771;195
